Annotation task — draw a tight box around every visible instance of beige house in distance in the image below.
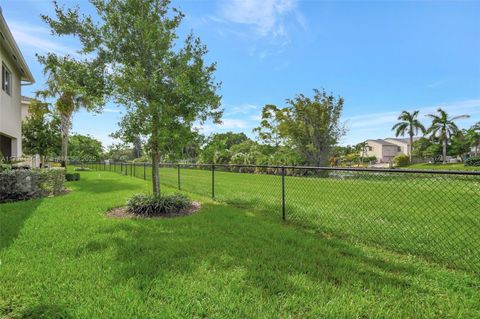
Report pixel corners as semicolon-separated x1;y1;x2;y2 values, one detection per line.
365;139;401;163
0;7;35;161
365;138;420;163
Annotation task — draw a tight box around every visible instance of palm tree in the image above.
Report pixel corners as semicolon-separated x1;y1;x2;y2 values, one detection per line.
426;108;470;164
466;127;480;156
36;54;104;167
391;110;426;163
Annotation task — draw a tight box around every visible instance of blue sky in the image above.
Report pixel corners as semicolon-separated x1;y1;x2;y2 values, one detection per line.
2;0;480;147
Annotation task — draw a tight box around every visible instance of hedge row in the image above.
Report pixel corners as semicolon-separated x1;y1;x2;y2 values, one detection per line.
0;168;66;203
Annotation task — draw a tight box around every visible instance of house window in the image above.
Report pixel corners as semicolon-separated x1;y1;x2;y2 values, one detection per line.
368;146;373;151
2;64;11;96
397;147;401;152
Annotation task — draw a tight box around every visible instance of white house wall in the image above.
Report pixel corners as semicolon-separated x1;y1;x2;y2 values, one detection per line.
0;43;22;158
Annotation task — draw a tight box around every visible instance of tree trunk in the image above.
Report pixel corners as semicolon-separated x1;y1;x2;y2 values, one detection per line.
409;134;413;163
60;113;71;168
151;150;161;196
151;110;161;196
442;137;447;164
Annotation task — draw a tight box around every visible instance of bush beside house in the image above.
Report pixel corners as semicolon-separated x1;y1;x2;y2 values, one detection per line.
393;154;410;167
465;156;480;167
0;168;66;203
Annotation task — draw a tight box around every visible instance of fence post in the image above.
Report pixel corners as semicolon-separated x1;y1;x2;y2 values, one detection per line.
133;163;136;177
144;163;146;180
282;166;286;222
211;164;215;199
177;164;181;190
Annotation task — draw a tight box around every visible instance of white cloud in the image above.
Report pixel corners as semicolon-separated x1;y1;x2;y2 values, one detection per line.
225;103;258;115
194;118;254;136
103;108;122;113
221;0;294;37
8;21;78;56
218;0;304;40
220;118;249;129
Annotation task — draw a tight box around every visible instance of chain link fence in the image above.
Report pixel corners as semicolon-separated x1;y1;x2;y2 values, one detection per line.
82;161;480;273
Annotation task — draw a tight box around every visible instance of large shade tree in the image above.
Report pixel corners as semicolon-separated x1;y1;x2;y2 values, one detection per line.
426;108;470;164
391;110;426;163
256;89;345;167
44;0;222;195
36;54;105;167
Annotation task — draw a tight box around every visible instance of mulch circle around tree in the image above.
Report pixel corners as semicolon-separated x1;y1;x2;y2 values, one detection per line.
106;201;202;219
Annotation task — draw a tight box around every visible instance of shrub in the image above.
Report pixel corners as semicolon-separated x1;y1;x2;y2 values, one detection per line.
126;193;191;216
65;173;81;181
0;168;65;203
74;167;91;171
394;154;410;167
38;168;66;195
465;156;480;167
0;164;11;172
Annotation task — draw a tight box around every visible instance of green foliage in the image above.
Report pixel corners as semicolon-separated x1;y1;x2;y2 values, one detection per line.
199;132;249;164
22;111;61;163
35;54;106;167
393;154;410;167
0;164;12;172
449;131;471;159
105;143;136;162
69;134;103;162
412;137;442;163
465;156;480;167
253;104;284;146
126;193;191;216
0;168;65;202
255;89;345;166
65;173;80;181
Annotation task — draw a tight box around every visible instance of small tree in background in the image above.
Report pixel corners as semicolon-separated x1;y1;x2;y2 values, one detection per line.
391;110;426;163
355;141;368;167
69;134;104;162
22;101;61;167
465;126;480;156
426;108;470;164
253;105;285;147
44;0;222;195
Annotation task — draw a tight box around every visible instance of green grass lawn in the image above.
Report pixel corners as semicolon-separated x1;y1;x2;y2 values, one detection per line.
1;170;480;318
405;162;480;171
99;163;480;272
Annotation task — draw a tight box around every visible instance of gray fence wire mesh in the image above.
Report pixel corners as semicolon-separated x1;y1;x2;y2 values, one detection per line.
83;162;480;273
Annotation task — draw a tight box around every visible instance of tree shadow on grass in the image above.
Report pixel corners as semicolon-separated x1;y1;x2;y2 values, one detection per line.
72;178;144;194
81;202;437;302
0;198;43;252
1;302;71;319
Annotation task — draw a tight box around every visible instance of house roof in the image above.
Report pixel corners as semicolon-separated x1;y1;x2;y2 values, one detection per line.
21;95;34;103
0;7;35;84
366;139;398;147
385;137;421;145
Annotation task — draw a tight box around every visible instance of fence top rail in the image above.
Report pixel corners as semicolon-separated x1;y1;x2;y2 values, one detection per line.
92;161;480;176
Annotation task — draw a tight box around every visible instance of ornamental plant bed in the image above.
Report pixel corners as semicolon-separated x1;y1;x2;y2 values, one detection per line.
106;201;201;219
